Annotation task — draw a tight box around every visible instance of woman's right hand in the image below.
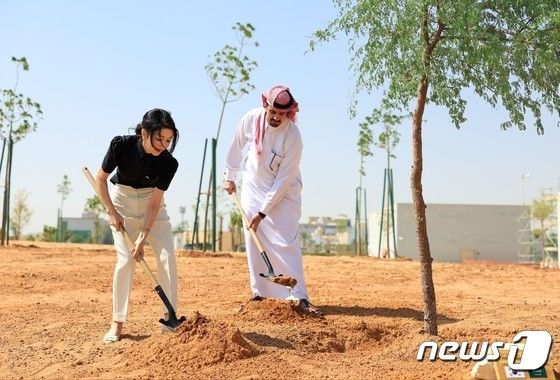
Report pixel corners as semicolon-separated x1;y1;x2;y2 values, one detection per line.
108;209;124;231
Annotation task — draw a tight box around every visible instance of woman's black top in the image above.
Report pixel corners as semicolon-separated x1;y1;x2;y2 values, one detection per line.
101;135;178;191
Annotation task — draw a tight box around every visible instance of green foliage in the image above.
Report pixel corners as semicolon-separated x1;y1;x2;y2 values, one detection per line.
357;107;407;176
11;57;29;70
205;22;259;142
205;22;258;103
531;196;556;260
0;56;42;245
84;195;104;217
69;232;89;243
0;57;42;142
311;1;560;134
57;175;72;202
357;123;373;177
84;196;106;244
369;108;407;154
357;118;374;156
42;225;57;242
531;228;543;240
531;197;555;222
0;89;42;142
229;210;242;229
229;209;243;251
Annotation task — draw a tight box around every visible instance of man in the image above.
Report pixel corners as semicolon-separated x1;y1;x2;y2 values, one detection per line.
223;85;320;315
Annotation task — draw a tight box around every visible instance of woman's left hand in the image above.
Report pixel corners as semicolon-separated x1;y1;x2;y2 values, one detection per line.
131;238;145;262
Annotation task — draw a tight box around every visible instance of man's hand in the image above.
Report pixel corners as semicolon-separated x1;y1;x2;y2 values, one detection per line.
223;180;237;195
248;213;264;231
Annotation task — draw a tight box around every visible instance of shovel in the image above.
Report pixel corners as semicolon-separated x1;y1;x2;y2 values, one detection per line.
231;191;297;288
82;166;186;330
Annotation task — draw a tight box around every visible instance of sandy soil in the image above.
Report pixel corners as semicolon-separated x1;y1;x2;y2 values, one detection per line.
0;241;558;379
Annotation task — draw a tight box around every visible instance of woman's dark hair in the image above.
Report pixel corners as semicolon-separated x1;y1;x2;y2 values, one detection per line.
135;108;179;153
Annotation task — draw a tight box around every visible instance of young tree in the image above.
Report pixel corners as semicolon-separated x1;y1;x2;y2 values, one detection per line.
312;1;560;335
57;175;72;242
0;57;43;245
206;22;259;143
202;22;259;252
357;117;375;180
84;195;105;244
367;109;407;258
355;117;375;255
367;109;405;173
228;209;243;251
10;189;32;240
531;197;556;261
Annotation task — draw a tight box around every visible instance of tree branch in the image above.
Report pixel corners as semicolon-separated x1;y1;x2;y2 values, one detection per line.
426;1;446;57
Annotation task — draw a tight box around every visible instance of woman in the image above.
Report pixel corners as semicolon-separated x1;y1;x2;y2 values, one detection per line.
96;108;180;343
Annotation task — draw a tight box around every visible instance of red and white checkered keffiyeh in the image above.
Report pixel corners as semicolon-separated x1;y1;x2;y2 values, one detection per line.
255;85;299;158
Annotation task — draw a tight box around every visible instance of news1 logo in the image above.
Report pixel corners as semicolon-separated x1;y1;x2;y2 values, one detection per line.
417;330;553;371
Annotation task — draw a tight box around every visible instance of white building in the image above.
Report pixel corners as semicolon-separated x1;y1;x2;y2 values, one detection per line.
62;211;111;243
369;203;531;263
299;215;352;253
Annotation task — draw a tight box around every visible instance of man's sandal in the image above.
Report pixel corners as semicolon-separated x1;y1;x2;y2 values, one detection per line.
297;299;323;316
102;332;120;343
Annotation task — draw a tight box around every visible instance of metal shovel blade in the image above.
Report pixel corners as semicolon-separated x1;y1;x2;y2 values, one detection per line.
259;272;298;288
154;285;186;331
257;251;298;288
159;314;187;331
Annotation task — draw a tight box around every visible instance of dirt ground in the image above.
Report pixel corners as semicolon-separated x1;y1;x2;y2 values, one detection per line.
0;241;558;380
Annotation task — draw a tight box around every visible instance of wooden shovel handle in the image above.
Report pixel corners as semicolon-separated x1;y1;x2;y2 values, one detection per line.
231;191;265;253
81;166;159;287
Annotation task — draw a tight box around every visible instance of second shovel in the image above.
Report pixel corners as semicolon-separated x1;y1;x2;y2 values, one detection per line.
231;191;297;288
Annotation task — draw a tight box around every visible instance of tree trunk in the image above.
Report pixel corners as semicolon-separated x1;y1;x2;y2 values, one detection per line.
1;138;14;245
540;220;545;262
411;75;438;335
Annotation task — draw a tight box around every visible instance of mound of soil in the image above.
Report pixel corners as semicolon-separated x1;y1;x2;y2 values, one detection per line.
284;327;345;353
270;321;387;353
343;321;385;351
238;299;323;323
126;312;259;375
10;243;40;249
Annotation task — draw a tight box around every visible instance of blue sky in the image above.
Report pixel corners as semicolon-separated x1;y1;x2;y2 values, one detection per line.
1;1;559;235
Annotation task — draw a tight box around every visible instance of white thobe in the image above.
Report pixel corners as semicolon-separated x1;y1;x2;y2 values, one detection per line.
224;107;308;300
